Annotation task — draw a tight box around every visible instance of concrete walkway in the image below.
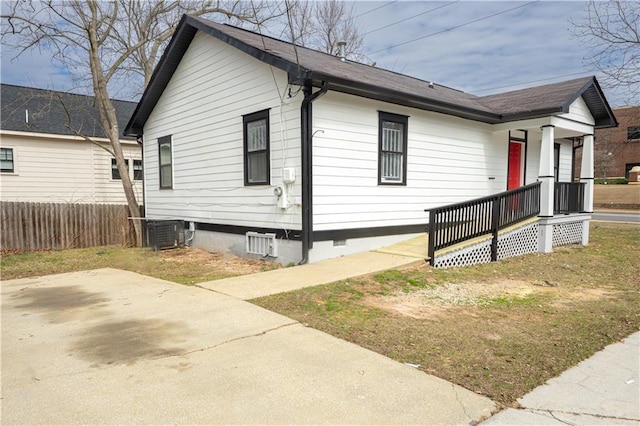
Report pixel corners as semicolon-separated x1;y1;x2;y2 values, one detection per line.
199;250;424;300
483;332;640;425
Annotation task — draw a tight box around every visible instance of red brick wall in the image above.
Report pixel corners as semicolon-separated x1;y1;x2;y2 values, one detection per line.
574;105;640;179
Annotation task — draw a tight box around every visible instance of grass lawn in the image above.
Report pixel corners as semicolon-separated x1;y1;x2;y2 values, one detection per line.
0;246;278;284
1;222;638;407
252;222;640;407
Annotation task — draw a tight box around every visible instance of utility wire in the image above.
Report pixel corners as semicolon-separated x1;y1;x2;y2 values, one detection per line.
366;0;540;55
353;1;398;19
362;1;459;36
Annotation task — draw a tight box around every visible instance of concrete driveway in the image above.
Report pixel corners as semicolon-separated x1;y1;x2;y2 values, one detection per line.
2;268;495;425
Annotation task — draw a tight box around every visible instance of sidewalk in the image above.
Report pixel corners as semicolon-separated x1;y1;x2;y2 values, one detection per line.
483;331;640;425
198;250;424;300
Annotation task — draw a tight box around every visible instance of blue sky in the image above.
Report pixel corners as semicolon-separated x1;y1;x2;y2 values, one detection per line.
1;1;636;107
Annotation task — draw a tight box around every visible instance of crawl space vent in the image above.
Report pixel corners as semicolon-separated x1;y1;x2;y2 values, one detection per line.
246;232;278;257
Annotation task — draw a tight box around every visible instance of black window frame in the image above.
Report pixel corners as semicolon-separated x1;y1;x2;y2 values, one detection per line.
111;158;129;180
133;159;143;181
158;135;173;189
1;147;14;173
628;126;640;141
378;111;408;185
243;109;270;186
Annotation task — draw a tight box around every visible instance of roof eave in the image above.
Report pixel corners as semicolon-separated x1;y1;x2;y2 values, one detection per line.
303;73;503;124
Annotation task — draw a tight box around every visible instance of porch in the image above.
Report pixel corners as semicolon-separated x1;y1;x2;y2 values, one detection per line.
377;181;590;266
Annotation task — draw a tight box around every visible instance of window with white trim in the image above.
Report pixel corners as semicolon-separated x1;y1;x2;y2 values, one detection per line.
111;158;129;180
158;135;172;189
379;112;408;185
243;109;270;185
133;159;143;181
1;148;14;173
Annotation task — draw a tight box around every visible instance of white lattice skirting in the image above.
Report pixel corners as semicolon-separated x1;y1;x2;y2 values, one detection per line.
552;221;584;247
433;222;540;268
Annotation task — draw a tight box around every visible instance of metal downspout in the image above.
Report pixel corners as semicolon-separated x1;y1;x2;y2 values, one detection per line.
299;81;328;264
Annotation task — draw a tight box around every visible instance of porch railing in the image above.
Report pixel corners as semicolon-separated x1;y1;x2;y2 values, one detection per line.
554;182;585;214
427;182;541;265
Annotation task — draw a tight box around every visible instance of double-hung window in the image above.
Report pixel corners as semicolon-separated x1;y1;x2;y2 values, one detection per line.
243;109;270;185
1;148;14;173
133;159;143;181
111;158;129;180
379;112;408;185
158;135;173;189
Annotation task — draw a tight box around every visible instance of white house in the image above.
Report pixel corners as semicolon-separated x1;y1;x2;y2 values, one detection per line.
125;15;617;266
0;84;141;205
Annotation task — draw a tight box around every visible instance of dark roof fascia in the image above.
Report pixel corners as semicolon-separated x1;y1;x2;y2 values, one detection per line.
305;74;503;124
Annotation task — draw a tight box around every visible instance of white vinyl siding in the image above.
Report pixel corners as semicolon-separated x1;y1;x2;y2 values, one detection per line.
560;97;595;126
141;31;302;229
0;133;141;204
312;91;503;231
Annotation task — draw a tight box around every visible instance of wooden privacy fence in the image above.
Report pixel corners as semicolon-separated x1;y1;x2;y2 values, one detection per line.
1;202;139;252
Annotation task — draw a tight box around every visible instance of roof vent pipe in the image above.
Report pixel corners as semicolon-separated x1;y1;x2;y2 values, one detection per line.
337;41;346;61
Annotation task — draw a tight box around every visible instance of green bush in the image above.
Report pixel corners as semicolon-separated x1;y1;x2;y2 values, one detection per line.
594;178;628;185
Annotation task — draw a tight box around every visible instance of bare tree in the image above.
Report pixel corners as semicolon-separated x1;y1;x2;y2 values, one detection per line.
571;1;640;102
2;0;273;245
283;0;370;63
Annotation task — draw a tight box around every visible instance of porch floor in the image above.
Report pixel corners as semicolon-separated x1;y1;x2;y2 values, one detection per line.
374;233;429;259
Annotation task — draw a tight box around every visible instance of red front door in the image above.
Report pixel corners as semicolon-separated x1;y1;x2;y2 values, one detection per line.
508;141;524;190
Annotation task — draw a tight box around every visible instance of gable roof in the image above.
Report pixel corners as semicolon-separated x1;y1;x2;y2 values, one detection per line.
1;84;137;140
125;14;617;136
476;77;617;126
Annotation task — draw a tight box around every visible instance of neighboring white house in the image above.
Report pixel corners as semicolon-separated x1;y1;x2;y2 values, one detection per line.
0;84;141;204
125;15;617;265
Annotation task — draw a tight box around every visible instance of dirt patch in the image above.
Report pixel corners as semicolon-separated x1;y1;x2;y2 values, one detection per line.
159;247;278;276
364;279;617;320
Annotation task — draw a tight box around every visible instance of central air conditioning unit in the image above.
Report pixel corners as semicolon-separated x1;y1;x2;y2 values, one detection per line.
145;220;185;251
246;232;278;257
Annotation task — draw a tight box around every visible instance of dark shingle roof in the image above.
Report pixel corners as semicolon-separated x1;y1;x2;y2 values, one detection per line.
125;14;617;135
1;84;137;140
476;77;616;126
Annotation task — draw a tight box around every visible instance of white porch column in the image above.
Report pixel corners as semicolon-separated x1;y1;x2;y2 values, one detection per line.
539;125;555;217
580;133;595;245
580;134;595;213
538;125;555;253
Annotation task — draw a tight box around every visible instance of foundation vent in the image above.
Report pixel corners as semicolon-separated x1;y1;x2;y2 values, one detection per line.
246;232;278;257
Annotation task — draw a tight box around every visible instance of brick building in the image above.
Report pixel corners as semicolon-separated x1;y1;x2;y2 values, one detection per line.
575;105;640;180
